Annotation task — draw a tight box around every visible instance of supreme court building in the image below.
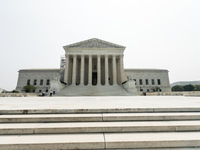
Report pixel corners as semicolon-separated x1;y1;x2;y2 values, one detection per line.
16;38;171;96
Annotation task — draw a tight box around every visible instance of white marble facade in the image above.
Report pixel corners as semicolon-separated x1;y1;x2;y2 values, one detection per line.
63;38;125;86
16;38;171;95
16;69;60;93
124;69;171;92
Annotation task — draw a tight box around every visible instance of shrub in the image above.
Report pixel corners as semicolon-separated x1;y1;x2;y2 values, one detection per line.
23;85;36;93
171;85;184;91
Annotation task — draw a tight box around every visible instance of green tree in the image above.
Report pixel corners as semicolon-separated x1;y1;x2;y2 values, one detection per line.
12;90;19;93
183;84;194;91
194;85;200;91
171;85;184;91
23;85;36;93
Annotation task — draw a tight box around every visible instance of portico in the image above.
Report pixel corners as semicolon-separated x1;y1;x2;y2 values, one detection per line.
63;38;125;86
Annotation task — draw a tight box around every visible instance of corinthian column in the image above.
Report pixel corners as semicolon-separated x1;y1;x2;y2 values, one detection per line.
105;55;109;85
72;55;77;85
112;55;117;85
88;55;92;85
119;55;124;84
80;55;85;85
97;55;101;85
64;54;69;84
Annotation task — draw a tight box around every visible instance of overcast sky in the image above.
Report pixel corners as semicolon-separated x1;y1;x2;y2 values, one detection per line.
0;0;200;91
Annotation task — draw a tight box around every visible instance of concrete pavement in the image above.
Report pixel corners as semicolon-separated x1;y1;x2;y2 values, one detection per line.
0;96;200;113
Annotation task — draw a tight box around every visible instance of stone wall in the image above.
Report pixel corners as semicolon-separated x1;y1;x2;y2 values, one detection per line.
144;91;200;96
2;92;200;97
0;93;38;97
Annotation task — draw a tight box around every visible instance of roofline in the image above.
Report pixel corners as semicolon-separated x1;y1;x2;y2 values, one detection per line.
63;38;126;49
19;68;60;72
124;68;168;71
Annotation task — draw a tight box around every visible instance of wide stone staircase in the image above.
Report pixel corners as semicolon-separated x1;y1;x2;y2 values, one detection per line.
1;108;200;149
56;85;129;96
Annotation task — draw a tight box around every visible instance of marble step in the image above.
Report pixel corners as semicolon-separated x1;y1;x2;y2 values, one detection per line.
2;107;200;114
0;133;104;150
56;85;129;96
114;148;200;150
105;132;200;149
103;112;200;121
1;120;200;134
1;112;200;123
0;114;102;123
1;132;200;149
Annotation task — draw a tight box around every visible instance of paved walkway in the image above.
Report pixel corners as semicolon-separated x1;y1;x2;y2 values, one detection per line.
0;96;200;110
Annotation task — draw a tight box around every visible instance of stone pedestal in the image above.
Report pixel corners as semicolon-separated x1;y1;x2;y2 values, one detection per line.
122;80;138;95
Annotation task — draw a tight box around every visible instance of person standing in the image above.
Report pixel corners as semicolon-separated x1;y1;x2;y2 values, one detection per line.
50;90;53;96
53;89;56;95
42;91;45;96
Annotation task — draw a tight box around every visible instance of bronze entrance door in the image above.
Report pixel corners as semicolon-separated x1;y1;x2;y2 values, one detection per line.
92;72;97;85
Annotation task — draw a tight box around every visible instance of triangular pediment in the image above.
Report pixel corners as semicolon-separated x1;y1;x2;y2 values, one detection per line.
63;38;125;49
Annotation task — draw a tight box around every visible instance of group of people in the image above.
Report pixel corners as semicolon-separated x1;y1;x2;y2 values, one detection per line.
49;89;56;96
41;89;56;97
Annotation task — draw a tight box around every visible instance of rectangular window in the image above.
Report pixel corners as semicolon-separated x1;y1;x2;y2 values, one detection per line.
139;79;143;85
152;79;155;85
40;79;43;85
134;79;137;85
46;79;50;85
158;79;161;85
27;79;30;85
33;79;37;85
145;79;149;85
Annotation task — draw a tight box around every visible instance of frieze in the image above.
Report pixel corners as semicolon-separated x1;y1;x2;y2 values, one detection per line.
64;38;125;48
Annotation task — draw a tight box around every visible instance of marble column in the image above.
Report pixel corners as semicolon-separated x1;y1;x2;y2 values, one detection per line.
64;54;69;84
88;55;92;85
97;55;101;85
119;55;124;84
105;55;109;85
112;55;117;85
72;55;77;85
80;55;85;85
